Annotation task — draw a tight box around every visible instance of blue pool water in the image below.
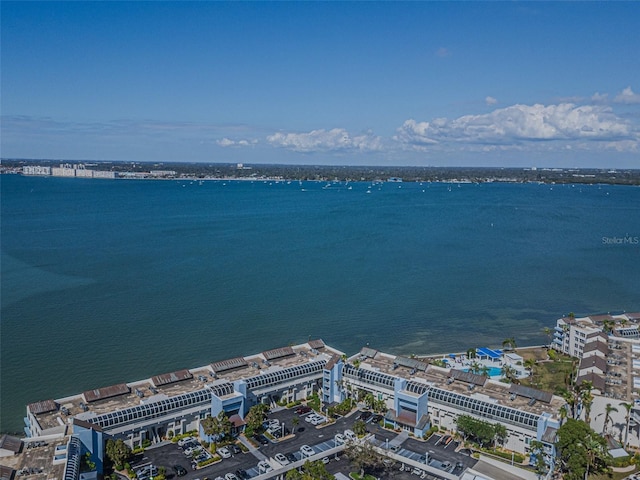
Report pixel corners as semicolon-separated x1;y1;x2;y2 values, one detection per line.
463;366;504;377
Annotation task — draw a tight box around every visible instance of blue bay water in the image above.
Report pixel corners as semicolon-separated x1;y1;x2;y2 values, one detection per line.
1;175;639;433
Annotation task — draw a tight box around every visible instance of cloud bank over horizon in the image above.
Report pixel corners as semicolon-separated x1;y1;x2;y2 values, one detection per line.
3;87;639;167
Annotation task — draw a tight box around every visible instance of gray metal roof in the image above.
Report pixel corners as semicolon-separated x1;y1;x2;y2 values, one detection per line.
83;383;130;403
151;369;193;387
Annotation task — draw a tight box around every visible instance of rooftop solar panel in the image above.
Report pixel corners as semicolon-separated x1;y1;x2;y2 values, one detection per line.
211;357;248;373
508;384;553;404
449;369;488;386
308;339;325;349
28;399;57;415
83;383;131;403
394;356;428;371
151;369;193;387
262;346;295;360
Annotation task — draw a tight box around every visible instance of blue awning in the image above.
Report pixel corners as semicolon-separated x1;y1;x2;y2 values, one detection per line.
476;347;501;359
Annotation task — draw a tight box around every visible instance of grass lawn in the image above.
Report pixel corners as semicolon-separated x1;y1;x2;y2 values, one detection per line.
589;468;638;480
349;474;377;480
517;348;577;394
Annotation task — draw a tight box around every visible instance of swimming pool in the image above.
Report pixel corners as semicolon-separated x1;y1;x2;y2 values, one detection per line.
463;366;503;377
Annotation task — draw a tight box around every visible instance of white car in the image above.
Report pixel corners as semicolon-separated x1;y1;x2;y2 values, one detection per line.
300;445;314;457
178;436;195;447
224;474;239;480
334;433;345;445
274;453;290;465
310;415;326;425
258;460;273;473
217;447;232;459
344;429;357;442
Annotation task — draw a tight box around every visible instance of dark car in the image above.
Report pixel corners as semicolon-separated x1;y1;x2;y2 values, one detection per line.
229;444;242;454
173;465;187;477
296;405;312;414
235;469;250;479
253;434;269;445
370;414;383;423
285;452;298;464
359;411;372;421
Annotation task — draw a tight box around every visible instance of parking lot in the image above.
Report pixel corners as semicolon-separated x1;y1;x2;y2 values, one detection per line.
131;407;477;480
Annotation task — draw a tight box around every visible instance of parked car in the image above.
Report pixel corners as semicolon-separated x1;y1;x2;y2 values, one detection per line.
295;406;312;415
178;436;195;447
229;444;242;454
285;452;298;464
344;429;357;442
334;433;345;445
274;453;290;465
173;465;187;477
359;411;372;421
253;434;269;445
257;460;273;473
235;469;250;480
300;445;314;457
217;447;232;459
224;474;238;480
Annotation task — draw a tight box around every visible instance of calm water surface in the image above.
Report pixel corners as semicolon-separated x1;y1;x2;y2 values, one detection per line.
2;175;639;433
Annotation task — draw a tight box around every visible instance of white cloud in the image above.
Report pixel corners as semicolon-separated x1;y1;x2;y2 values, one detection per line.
266;128;382;153
485;96;498;106
394;103;636;151
216;137;257;147
614;86;640;105
591;92;609;104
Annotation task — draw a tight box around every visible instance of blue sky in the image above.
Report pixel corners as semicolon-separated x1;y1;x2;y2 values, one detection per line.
2;2;639;168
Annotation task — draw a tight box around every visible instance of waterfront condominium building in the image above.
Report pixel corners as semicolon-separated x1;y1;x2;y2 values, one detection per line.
25;340;565;478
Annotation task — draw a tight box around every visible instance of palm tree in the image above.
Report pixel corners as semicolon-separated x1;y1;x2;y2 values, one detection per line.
466;348;477;360
502;337;517;351
602;403;618;435
524;358;536;379
541;327;553;347
560;388;578;419
558;404;568;426
578;381;594;424
583;435;606;480
621;402;633;448
501;364;517;383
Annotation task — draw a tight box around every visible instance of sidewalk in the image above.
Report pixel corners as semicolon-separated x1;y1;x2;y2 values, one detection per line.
237;434;268;461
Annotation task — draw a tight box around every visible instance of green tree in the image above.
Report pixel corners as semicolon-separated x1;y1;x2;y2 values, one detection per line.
493;423;507;447
243;404;269;436
353;419;367;436
344;441;385;477
601;403;618;435
621;402;633;448
501;364;518;383
529;440;548;479
292;417;300;430
541;327;553;347
578;381;594;424
285;460;334;480
105;438;131;470
524;358;536;379
364;393;375;410
556;419;611;480
502;337;517;351
466;348;477;360
455;415;495;448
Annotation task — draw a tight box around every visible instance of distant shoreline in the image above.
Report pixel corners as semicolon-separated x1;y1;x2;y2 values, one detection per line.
2;159;640;185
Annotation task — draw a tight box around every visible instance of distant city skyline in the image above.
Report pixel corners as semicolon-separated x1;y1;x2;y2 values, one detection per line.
2;1;639;168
